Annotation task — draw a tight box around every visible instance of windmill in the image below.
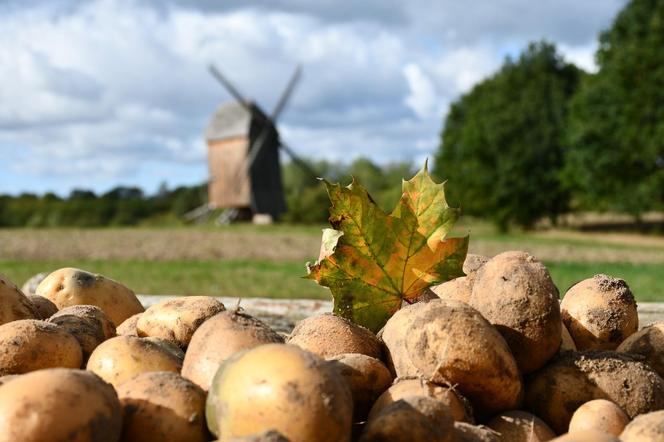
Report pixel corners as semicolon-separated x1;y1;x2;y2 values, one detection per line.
201;64;317;223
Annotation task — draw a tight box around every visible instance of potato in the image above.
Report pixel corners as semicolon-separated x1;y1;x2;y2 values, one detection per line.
35;267;144;326
469;251;561;374
117;371;208;442
0;368;122;442
0;319;82;374
453;423;500;442
0;375;18;387
428;254;488;303
561;322;577;353
327;353;393;421
360;396;455;442
550;430;621;442
617;322;664;377
486;410;556;441
48;305;116;362
288;313;383;360
385;299;523;418
379;301;428;376
117;312;142;336
526;350;664;433
430;276;474;303
206;343;352;442
568;399;629;437
225;430;291;442
367;378;472;423
86;335;183;388
0;273;39;325
182;310;284;390
561;274;638;350
27;294;58;319
620;410;664;442
137;296;225;348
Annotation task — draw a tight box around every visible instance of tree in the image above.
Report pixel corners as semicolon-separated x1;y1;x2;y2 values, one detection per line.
434;41;581;230
564;0;664;217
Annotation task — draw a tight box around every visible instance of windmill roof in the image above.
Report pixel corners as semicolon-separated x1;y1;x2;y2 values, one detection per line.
205;101;253;141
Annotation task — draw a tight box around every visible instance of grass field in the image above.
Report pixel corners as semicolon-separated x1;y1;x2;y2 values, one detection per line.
1;221;662;301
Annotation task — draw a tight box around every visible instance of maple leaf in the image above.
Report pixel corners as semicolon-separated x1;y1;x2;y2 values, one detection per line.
306;162;469;332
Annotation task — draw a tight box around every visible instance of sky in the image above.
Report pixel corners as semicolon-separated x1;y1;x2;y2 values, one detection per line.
0;0;627;196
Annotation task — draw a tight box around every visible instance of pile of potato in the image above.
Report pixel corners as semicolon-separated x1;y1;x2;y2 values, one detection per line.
0;252;663;442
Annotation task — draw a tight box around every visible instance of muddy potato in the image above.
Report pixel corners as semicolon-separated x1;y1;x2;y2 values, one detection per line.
0;273;39;325
526;350;664;434
0;319;82;374
454;423;500;442
617;322;664;378
288;313;383;360
86;335;183;388
182;310;283;391
431;276;474;303
379;301;429;376
368;378;472;423
0;368;122;442
137;296;225;349
206;343;352;442
561;274;638;351
620;410;664;442
27;294;58;319
327;353;393;421
487;410;556;442
385;299;523;418
551;430;621;442
469;251;561;374
35;267;144;326
48;305;116;361
568;399;629;437
428;254;488;303
360;396;455;442
117;371;208;442
117;313;142;336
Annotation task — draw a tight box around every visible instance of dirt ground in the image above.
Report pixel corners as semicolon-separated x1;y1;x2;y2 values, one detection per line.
1;227;662;264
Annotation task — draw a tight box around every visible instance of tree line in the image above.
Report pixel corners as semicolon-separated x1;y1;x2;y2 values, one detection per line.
434;0;664;230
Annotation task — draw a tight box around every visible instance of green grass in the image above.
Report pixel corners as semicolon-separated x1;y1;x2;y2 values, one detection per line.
2;259;661;302
0;260;329;300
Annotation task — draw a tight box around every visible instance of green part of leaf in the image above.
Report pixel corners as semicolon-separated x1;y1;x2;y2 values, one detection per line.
306;163;469;332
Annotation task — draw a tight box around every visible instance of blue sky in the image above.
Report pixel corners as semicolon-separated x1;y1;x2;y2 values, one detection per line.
0;0;626;196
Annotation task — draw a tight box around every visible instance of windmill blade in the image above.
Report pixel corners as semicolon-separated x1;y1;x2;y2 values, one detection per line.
271;65;302;121
208;64;251;110
279;141;319;181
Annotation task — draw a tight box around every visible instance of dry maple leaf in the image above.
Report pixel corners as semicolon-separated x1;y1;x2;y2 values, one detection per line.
306;162;469;332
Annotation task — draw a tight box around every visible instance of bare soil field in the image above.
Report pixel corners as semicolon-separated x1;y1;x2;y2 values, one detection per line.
1;227;662;264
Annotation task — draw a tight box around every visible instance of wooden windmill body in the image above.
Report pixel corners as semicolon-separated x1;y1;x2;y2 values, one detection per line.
203;65;314;223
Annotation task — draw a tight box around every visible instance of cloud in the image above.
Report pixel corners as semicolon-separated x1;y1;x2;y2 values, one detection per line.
0;0;627;195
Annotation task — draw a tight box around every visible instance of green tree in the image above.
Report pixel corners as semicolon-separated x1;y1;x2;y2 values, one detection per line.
434;41;581;230
564;0;664;217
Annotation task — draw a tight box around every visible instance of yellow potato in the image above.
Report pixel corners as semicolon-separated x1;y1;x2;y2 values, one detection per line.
288;313;383;360
617;322;664;378
86;335;183;388
0;368;122;442
137;296;225;348
568;399;630;437
551;429;620;442
182;310;283;391
0;273;39;325
620;410;664;442
117;371;208;442
206;343;352;442
0;319;82;374
367;378;472;423
47;304;116;362
35;267;144;326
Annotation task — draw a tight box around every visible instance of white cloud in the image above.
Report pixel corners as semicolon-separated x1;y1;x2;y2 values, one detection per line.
0;0;626;195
